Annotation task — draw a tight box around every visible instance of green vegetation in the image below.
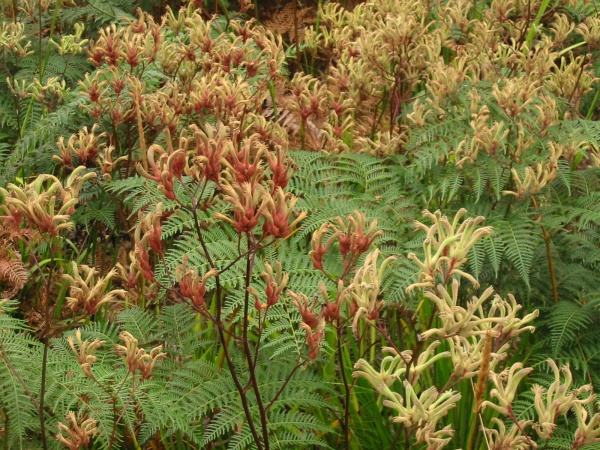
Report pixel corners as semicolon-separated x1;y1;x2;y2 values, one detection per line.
1;0;600;448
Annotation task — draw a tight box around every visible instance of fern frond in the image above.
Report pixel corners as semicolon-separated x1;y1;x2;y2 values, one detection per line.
494;217;538;287
467;238;486;282
71;198;117;229
547;301;597;356
226;427;256;450
2;95;87;186
558;119;600;149
0;332;43;448
118;308;159;344
0;88;19;132
104;175;152;211
485;165;509;200
158;303;211;356
202;407;246;446
268;410;331;449
565;192;600;230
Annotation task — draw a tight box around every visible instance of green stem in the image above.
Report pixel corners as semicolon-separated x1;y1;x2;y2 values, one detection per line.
586;86;600;120
336;324;351;450
465;402;478;450
524;0;551;49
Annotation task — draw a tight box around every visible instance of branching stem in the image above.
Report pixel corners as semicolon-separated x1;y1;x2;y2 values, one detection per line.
242;252;271;450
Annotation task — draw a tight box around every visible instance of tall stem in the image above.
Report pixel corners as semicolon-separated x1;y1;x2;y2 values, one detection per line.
39;338;49;450
189;199;265;449
336;324;351;450
39;238;59;450
531;196;558;303
242;252;270;450
542;224;558;303
216;317;265;450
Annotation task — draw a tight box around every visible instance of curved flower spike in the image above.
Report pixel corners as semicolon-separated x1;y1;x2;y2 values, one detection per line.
261;261;288;307
483;417;533;450
333;211;382;261
115;331;166;380
0;167;95;237
481;363;533;416
214;181;269;234
421;280;494;339
63;263;126;315
309;223;341;272
55;412;98;450
489;293;538;340
573;402;600;448
347;249;396;335
386;381;461;440
176;258;218;309
354;342;448;389
532;359;594;440
261;187;307;239
407;209;492;292
67;329;105;378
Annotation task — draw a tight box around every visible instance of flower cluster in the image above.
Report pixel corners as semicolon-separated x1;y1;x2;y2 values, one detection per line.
289;211;395;360
176;257;218;310
422;279;538;342
114;331;166;380
481;359;600;448
532;360;594;440
54;125;112;168
214;179;306;239
288;291;325;359
67;329;106;378
310;210;383;278
55;411;98;450
354;209;543;448
354;350;460;449
346;249;396;334
406;209;492;291
248;261;288;311
63;263;127;315
0;167;95;238
130;203;166;283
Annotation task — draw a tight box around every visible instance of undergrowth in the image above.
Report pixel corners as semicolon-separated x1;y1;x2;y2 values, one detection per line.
1;0;600;449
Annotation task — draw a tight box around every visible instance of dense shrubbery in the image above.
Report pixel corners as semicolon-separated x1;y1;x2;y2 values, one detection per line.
1;0;600;448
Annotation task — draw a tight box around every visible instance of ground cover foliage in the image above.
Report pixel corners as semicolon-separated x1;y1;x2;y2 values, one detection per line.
1;0;600;448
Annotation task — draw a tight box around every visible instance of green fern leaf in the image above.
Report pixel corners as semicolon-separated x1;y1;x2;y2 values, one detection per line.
548;301;595;356
467;238;486;282
118;308;158;344
0;333;42;448
495;218;538;288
